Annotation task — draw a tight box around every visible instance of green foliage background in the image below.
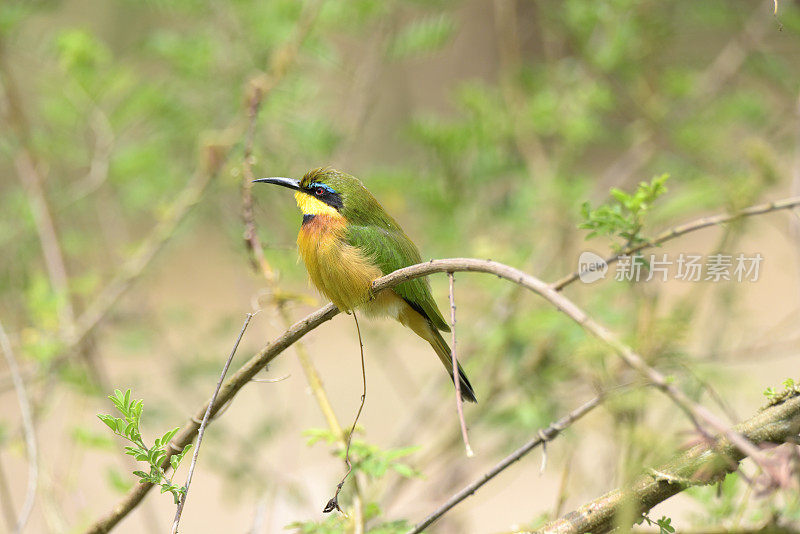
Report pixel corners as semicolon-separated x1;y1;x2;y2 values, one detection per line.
1;0;799;532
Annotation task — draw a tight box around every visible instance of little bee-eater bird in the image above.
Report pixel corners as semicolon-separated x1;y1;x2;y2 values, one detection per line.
254;167;477;402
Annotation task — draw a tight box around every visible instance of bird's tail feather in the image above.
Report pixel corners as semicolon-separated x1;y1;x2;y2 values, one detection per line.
429;328;478;403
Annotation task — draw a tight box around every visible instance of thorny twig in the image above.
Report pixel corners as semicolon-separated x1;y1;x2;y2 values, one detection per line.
0;321;37;534
236;0;346;446
171;313;256;534
324;312;368;515
407;392;608;534
448;272;473;457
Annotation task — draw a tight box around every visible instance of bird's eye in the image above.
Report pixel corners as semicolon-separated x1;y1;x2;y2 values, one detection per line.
314;187;325;196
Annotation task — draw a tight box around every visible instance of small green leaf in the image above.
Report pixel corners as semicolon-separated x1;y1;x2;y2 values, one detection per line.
98;414;117;432
160;427;179;446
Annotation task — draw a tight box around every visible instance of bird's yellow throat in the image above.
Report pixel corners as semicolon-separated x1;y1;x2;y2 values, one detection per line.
294;191;341;217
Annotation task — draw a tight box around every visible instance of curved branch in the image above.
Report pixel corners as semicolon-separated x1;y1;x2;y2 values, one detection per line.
379;260;780;480
86;255;778;532
536;393;800;534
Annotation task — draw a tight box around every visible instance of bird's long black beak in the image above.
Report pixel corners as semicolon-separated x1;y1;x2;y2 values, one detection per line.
252;177;301;191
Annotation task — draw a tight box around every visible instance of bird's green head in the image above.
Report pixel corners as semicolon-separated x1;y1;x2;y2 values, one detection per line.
254;167;392;225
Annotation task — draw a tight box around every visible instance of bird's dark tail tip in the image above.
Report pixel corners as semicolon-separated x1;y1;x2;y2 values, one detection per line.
428;324;478;403
450;361;478;403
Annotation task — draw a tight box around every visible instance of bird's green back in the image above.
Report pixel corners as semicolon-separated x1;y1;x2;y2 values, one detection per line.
345;224;450;332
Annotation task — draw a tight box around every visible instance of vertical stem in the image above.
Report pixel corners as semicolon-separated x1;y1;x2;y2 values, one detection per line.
448;272;473;457
323;312;368;515
171;313;255;534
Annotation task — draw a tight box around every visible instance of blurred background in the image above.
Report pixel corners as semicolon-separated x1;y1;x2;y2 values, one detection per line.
1;0;800;532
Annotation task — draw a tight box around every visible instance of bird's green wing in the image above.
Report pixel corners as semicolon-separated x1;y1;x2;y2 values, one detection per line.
344;224;450;332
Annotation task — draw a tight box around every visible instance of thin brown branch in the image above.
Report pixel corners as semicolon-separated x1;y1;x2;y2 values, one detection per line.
552;195;800;290
535;393;800;534
0;320;37;534
407;392;607;534
85;249;793;532
171;313;255;534
448;272;473;457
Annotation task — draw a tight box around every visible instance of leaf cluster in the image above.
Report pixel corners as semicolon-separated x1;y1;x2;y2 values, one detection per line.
579;174;669;249
97;389;192;504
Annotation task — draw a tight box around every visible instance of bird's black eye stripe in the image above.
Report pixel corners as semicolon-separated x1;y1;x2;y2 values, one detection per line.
305;182;343;210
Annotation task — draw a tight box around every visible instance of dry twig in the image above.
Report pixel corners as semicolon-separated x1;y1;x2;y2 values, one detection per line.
171;313;256;533
323;312;368;515
448;272;473;457
407;392;607;534
236;0;367;521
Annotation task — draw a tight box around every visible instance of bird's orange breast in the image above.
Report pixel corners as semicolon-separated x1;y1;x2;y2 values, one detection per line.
297;215;383;312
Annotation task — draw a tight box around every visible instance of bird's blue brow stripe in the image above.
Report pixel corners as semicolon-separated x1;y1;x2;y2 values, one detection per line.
309;182;336;194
